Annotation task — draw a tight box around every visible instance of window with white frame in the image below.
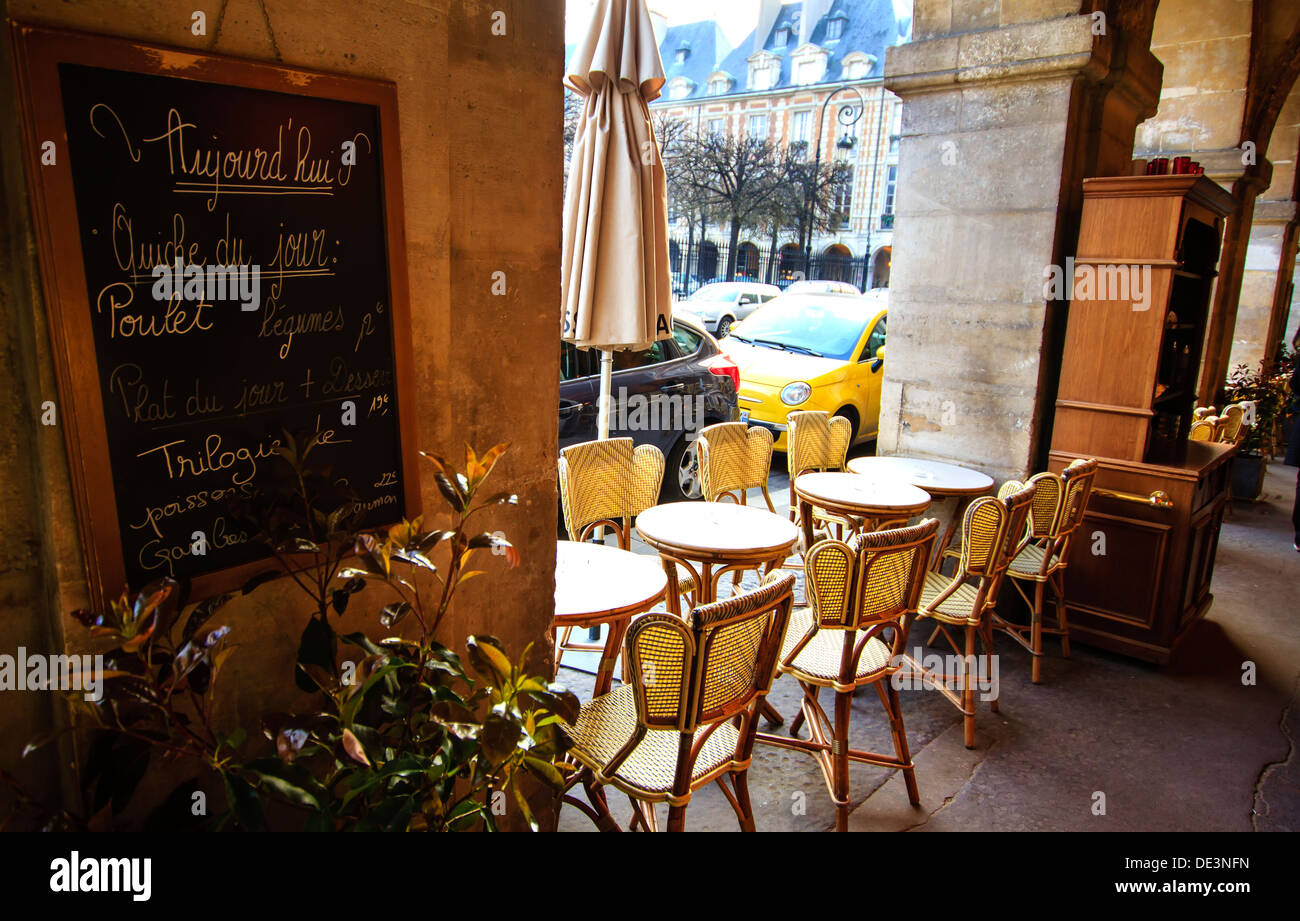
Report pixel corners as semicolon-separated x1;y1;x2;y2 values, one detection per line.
748;114;768;138
826;15;846;41
707;117;725;136
835;168;853;228
791;110;811;148
884;165;897;214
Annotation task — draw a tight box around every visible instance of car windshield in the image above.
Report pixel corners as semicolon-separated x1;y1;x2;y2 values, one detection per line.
730;297;869;361
688;286;739;303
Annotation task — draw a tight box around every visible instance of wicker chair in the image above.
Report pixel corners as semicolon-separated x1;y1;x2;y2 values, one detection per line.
914;483;1036;748
786;410;855;542
1218;402;1246;444
697;422;776;512
990;458;1099;684
562;572;796;832
1189;417;1220;441
558;437;664;547
1192;405;1216;421
756;519;939;831
555;437;682;661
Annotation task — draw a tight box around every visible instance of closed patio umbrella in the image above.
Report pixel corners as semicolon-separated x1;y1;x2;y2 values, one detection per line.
562;0;672;440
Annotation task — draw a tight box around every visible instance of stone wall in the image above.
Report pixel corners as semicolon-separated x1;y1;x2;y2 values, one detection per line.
881;1;1160;481
0;0;563;824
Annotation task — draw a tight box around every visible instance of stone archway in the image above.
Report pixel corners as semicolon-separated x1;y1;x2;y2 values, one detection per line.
736;241;760;280
819;243;852;283
777;242;803;284
871;246;891;289
697;240;719;284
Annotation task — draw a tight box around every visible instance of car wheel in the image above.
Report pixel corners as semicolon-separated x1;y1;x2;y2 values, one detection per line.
663;436;703;502
715;316;734;338
834;409;859;445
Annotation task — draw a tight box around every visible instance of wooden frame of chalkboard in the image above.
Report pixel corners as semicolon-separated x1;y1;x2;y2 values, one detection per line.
11;23;421;609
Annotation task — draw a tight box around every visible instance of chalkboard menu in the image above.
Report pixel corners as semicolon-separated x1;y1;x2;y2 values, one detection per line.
13;26;419;604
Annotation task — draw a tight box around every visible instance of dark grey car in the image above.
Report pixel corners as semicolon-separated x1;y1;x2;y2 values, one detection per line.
559;315;740;502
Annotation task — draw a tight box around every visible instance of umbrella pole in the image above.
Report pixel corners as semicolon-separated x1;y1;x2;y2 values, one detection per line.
597;349;613;440
594;349;614;548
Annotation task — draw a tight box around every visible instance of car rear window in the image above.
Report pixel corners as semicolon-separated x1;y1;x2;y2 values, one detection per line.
673;323;703;355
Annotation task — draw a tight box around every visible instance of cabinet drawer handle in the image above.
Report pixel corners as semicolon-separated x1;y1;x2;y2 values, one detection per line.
1093;487;1174;509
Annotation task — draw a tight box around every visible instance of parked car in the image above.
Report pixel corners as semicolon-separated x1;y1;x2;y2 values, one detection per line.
784;279;862;296
559;314;740;501
719;293;888;451
680;281;781;338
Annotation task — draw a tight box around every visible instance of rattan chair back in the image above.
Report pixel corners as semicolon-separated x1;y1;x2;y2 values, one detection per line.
558;437;665;547
1189;417;1217;441
1058;458;1099;538
624;572;795;734
697;422;775;511
786;410;852;478
1219;403;1245;443
849;519;939;631
802;518;937;632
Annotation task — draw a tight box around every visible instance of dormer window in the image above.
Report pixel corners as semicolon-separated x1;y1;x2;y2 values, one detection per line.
774;26;791;48
790;43;829;86
706;71;732;96
666;76;695;100
674;42;691;65
841;51;876;81
747;51;781;92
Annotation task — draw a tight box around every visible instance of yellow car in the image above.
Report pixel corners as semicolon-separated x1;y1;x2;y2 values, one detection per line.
719;292;888;451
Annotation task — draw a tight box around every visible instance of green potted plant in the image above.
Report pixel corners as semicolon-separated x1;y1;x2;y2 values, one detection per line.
1224;352;1293;500
17;442;576;832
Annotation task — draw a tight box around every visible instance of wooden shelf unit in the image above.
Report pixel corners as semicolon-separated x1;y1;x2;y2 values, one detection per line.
1052;174;1233;466
1046;174;1236;664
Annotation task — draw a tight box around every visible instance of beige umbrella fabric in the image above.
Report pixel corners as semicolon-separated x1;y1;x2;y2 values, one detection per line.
561;0;672;355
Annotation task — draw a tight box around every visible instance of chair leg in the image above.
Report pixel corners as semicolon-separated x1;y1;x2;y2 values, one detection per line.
1053;575;1071;659
981;618;999;713
877;681;920;806
581;773;621;832
1031;581;1045;685
666;804;687;832
791;683;815;737
962;624;977;749
833;690;852;832
790;706;806;737
733;771;757;832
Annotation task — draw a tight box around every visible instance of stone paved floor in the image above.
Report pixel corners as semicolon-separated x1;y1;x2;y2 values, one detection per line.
557;450;1300;832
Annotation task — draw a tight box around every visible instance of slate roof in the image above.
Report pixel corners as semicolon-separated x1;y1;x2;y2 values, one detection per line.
661;0;908;102
657;19;732;95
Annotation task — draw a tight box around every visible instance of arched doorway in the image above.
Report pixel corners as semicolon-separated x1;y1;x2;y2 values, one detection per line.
871;247;892;289
777;243;803;285
697;241;719;284
736;242;760;280
819;244;852;283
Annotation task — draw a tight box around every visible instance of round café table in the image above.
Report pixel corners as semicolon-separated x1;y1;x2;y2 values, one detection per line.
846;456;994;567
636;501;799;727
635;502;800;608
554;541;668;697
793;472;932;549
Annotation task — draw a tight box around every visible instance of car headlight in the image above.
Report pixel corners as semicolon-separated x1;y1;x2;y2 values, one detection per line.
780;382;812;406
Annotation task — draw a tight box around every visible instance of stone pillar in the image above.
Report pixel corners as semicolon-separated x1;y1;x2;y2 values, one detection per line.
0;0;563;827
1230;201;1296;373
880;4;1160;481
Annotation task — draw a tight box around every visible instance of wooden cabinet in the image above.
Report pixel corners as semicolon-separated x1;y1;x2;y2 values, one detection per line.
1047;175;1236;663
1046;444;1233;664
